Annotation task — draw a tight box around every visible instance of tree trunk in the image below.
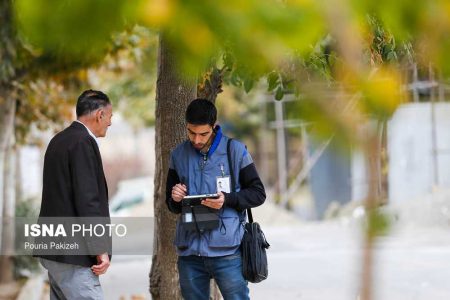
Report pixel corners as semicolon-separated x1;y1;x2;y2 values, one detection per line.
0;92;16;283
0;0;17;276
15;146;22;204
360;127;382;300
149;32;196;300
0;139;16;283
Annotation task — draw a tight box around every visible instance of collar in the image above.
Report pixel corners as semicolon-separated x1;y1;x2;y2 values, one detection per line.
75;120;99;146
208;125;222;156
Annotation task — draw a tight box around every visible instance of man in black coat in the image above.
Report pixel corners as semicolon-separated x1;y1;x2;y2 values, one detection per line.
36;90;113;299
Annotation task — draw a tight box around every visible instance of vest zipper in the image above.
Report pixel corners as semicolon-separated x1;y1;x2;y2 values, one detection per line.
198;154;207;256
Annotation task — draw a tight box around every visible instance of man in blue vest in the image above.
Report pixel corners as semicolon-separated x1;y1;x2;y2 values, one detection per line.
166;99;266;300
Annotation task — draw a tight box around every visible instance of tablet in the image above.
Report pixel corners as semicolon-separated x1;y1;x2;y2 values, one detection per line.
182;194;219;206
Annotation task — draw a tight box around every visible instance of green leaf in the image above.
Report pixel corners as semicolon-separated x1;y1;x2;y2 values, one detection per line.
387;51;397;61
275;86;284;100
223;51;234;70
230;71;241;87
267;71;279;91
244;78;254;93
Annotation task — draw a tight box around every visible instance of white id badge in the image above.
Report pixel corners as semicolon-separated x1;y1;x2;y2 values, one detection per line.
184;213;192;223
216;176;231;193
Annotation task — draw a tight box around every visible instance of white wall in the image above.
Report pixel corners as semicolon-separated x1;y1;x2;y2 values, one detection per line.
388;103;450;202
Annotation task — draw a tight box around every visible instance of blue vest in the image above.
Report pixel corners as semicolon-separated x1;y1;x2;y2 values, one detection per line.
169;126;253;256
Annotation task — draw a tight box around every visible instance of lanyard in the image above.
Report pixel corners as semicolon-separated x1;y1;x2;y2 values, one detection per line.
220;163;225;177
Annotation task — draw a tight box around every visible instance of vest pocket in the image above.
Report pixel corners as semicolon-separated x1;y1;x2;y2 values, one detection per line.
207;216;243;248
174;219;193;250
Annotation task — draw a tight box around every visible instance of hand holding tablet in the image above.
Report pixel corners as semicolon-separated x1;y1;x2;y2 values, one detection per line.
182;193;219;206
201;192;225;210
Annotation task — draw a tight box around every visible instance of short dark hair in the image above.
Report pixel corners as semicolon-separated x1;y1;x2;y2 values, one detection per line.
76;89;110;118
185;99;217;126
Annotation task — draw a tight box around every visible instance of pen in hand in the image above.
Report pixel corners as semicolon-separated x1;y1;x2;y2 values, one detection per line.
172;183;187;202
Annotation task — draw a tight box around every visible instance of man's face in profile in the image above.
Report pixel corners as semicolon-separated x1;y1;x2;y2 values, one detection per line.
186;123;214;151
98;104;113;137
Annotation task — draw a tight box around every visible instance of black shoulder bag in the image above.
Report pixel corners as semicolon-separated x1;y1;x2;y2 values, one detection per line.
227;138;270;283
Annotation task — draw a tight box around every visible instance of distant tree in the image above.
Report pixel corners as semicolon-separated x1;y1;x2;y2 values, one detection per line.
0;0;131;282
0;0;26;283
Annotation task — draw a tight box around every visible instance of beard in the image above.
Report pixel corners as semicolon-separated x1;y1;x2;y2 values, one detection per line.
192;142;205;150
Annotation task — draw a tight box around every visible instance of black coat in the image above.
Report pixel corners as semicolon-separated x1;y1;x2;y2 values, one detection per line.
36;121;111;267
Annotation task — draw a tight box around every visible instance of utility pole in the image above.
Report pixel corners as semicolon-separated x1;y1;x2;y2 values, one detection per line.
274;99;288;203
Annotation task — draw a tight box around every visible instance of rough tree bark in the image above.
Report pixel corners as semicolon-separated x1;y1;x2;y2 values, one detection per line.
0;0;19;279
0;135;16;283
149;32;196;300
0;93;16;283
0;93;15;235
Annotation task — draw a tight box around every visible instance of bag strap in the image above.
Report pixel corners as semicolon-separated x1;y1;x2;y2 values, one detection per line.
226;138;254;224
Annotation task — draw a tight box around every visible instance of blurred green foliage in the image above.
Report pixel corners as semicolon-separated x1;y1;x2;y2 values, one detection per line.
8;22;157;145
5;1;155;146
12;0;450;138
90;25;158;128
14;0;136;71
136;0;326;77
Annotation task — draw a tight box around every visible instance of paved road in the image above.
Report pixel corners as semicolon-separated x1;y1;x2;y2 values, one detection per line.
99;220;450;300
101;255;152;300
